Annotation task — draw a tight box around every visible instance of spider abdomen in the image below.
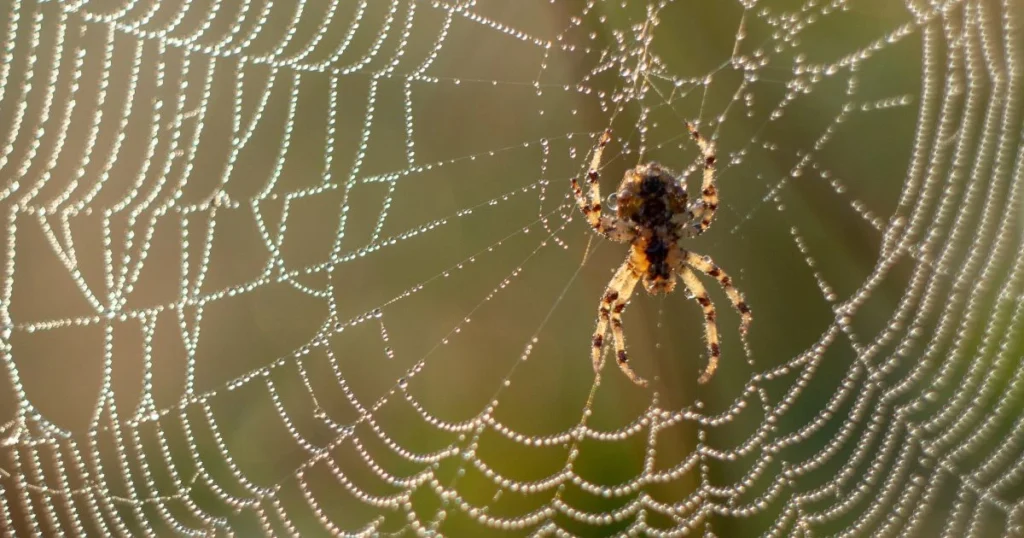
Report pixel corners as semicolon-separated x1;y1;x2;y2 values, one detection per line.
618;167;685;229
635;197;669;227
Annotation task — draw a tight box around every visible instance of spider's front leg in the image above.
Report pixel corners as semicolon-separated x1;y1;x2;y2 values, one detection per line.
677;266;721;384
674;249;752;384
592;260;648;387
571;130;633;242
681;250;752;335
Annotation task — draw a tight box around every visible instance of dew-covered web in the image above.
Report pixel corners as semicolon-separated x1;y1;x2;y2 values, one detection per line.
0;0;1022;535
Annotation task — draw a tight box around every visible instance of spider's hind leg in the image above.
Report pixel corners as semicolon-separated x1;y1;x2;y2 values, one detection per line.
684;122;719;237
570;130;635;243
571;129;613;232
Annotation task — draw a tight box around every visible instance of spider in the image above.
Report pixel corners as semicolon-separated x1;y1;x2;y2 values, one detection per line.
570;124;751;386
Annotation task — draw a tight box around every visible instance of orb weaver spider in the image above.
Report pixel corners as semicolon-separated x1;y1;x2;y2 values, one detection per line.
570;124;751;386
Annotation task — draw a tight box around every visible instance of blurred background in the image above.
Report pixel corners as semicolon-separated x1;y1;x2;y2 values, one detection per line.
0;0;1021;536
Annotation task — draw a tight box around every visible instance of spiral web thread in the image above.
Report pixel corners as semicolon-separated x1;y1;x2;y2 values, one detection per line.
0;0;1022;536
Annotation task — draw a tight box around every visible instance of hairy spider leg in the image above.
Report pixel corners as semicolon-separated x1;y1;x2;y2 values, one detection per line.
683;122;719;237
682;250;752;335
609;270;647;387
591;260;648;387
591;260;632;372
570;130;634;242
678;265;721;384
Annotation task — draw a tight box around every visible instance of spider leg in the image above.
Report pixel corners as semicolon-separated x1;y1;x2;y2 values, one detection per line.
682;122;718;237
681;250;752;335
571;130;635;242
591;260;647;386
591;262;630;373
609;270;647;387
677;265;721;384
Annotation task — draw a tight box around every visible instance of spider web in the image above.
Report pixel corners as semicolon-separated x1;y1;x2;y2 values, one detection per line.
0;0;1021;535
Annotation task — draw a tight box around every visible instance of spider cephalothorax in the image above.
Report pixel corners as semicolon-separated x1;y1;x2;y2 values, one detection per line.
570;125;751;386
